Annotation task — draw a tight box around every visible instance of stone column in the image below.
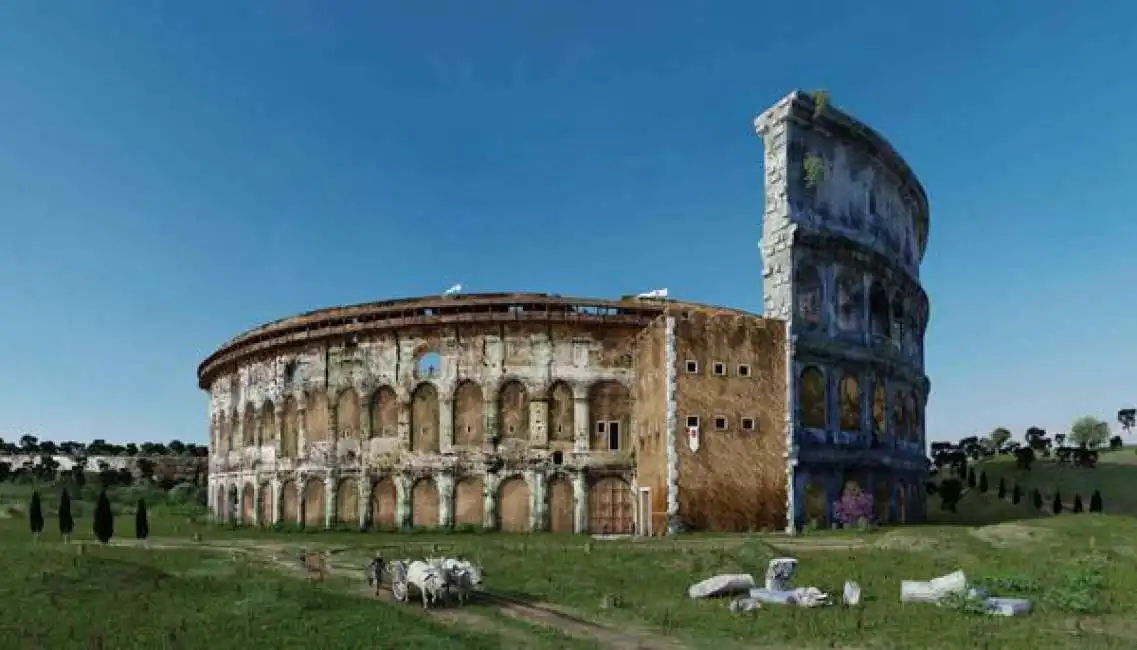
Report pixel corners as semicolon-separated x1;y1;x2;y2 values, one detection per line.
271;477;283;525
437;472;455;528
358;478;372;530
295;480;305;527
297;404;308;458
572;471;588;534
235;412;245;451
482;399;498;450
439;398;454;453
235;484;246;525
359;393;372;440
529;399;548;448
531;471;547;532
324;472;337;529
254;413;264;448
573;397;590;452
328;394;340;453
395;474;412;529
483;473;500;530
251;482;262;526
273;405;285;459
396;400;411;452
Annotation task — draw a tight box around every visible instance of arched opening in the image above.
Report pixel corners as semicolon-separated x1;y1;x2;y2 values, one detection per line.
796;265;823;327
890;292;905;346
869;281;890;338
410;383;440;453
257;484;271;525
229;412;239;450
799;366;826;429
336;388;361;440
907;392;920;442
839;373;861;431
414;351;442;380
242;404;255;448
336;477;358;526
835;272;863;332
242;484;254;522
548;381;575;443
588;381;630;451
552;450;564;466
411;477;439;528
454;477;484;527
261;400;276;447
497;380;529;440
227;486;238;521
548;475;574;534
872;381;886;439
497;476;531;532
371;478;397;528
453;381;484;447
588;477;632;534
305;391;329;444
873;479;891;524
281;396;299;458
892;388;906;439
280;480;298;522
803;481;827;527
302;479;324;528
369;386;398;438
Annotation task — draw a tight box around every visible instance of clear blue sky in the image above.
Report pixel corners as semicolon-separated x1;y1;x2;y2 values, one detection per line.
1;1;1134;447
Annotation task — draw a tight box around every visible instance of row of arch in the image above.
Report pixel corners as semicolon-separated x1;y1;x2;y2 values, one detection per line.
798;366;923;441
221;474;634;535
211;379;631;456
797;264;926;359
802;479;921;526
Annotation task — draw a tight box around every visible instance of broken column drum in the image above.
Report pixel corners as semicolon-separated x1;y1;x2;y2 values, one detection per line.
754;91;933;531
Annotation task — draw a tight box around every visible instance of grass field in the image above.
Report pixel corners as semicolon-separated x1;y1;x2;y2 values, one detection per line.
2;481;1136;649
976;446;1137;515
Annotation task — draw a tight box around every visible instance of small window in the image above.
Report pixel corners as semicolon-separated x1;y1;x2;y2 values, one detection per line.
596;421;607;434
712;362;726;376
555;424;563;434
508;425;515;434
552;450;564;465
738;364;751;377
741;417;756;431
685;360;699;374
714;416;727;430
466;425;472;433
686;416;700;429
607;421;621;450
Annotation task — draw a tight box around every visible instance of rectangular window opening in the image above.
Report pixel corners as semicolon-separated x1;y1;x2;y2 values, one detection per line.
714;416;727;430
685;360;699;374
738;364;751;377
712;362;726;376
596;421;607;434
686;416;700;429
741;417;756;431
607;421;621;450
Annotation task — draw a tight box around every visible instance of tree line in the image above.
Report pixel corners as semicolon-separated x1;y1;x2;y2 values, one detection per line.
0;435;207;458
28;488;150;545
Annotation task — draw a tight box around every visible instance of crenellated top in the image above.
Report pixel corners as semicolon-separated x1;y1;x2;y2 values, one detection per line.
754;90;930;261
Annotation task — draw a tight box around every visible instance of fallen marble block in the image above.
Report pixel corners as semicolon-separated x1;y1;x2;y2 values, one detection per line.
984;597;1032;617
688;574;756;599
749;586;831;607
729;597;762;613
900;570;968;604
765;557;798;591
843;581;862;606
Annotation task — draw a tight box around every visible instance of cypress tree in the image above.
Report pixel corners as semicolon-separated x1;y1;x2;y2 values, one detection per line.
1073;494;1084;513
1031;488;1043;510
135;498;149;541
997;477;1006;499
29;491;44;539
1052;491;1063;514
967;467;976;488
59;488;74;542
978;471;988;493
1011;484;1021;504
1089;490;1103;513
93;490;114;544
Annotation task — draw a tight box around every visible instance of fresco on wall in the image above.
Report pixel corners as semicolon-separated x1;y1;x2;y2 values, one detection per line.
796;266;823;327
835;272;863;332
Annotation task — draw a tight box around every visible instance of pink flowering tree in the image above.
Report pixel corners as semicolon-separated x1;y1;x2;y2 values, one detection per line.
833;490;876;526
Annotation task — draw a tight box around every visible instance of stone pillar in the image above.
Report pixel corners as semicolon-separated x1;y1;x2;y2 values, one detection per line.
395;474;412;529
358;478;372;530
572;471;588;534
235;411;245;450
483;473;500;530
482;399;498;450
295;480;304;527
273;405;285;459
251;482;262;526
235;483;246;525
324;472;336;530
573;397;590;452
396;400;411;452
437;472;455;528
297;404;308;458
254;413;264;448
271;477;283;525
438;399;454;453
328;395;340;452
531;471;547;531
529;399;548;448
359;393;372;440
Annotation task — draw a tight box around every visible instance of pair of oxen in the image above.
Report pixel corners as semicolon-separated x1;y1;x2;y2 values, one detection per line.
366;555;484;609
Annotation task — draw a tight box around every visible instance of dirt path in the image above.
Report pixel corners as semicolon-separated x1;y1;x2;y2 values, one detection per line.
118;537;691;650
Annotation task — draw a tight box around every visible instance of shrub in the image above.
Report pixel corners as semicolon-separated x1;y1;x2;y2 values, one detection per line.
93;490;114;544
997;477;1006;498
29;491;44;538
978;471;988;493
833;490;875;526
1089;490;1103;513
135;498;149;540
1073;494;1084;513
967;467;976;488
1052;491;1063;514
1032;488;1043;510
939;478;963;512
1012;484;1021;504
59;488;74;541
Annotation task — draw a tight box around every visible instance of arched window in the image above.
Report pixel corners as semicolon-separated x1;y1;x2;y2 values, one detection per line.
796;266;824;327
872;381;886;435
892;388;906;437
839;374;861;431
835;273;863;332
908;391;921;442
869;282;890;338
799;367;827;429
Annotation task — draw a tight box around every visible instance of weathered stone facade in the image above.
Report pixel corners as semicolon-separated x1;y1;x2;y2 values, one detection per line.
755;90;931;531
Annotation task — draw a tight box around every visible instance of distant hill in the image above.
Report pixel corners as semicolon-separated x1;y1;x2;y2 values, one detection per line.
977;446;1137;515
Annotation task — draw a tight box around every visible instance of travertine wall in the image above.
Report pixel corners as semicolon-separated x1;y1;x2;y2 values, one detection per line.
630;318;669;536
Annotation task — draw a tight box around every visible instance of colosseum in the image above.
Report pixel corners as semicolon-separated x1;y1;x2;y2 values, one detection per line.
202;90;931;534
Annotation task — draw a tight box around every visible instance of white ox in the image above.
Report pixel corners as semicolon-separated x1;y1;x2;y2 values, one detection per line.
404;560;452;609
428;557;484;605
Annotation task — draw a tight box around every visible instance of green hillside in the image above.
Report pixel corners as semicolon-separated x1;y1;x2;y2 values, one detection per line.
976;446;1137;515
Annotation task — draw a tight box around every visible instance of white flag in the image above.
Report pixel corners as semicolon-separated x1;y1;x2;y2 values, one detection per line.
636;288;668;298
442;284;462;296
